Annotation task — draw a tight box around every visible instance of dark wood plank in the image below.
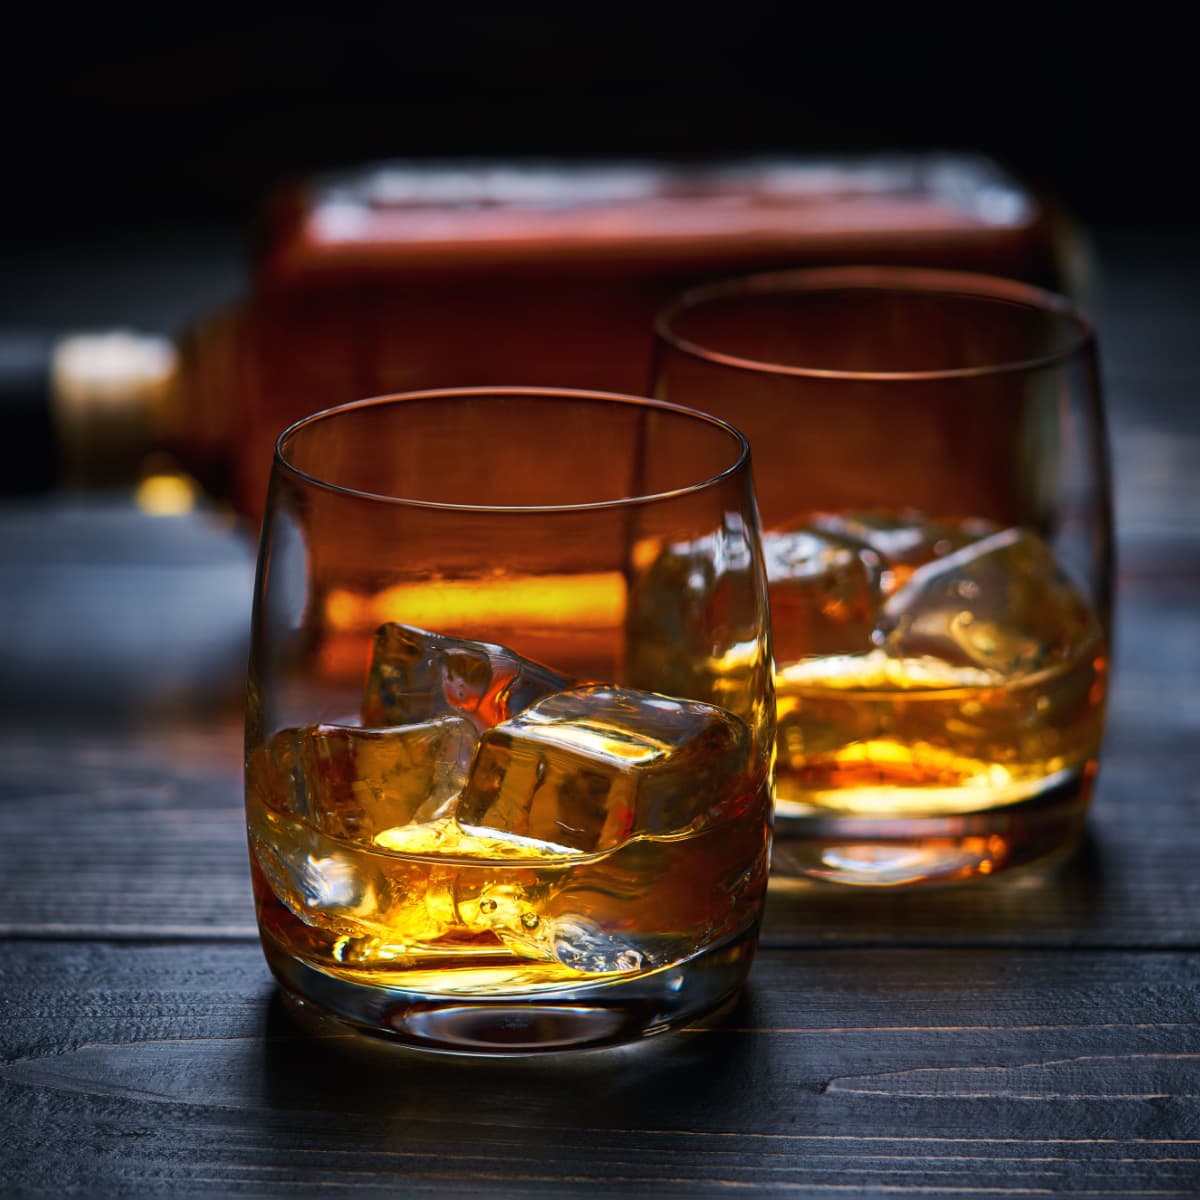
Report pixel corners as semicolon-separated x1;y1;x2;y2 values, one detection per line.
1104;580;1198;755
1107;371;1200;577
1096;232;1200;379
2;943;1197;1196
0;499;254;719
1096;232;1200;581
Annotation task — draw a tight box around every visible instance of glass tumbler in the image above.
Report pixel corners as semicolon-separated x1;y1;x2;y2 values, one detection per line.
653;267;1111;887
245;388;774;1053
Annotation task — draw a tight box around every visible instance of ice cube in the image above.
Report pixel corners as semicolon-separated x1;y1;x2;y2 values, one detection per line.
453;872;658;973
625;536;718;707
545;917;652;973
763;528;882;661
808;511;997;594
624;529;772;745
363;622;574;731
245;728;310;823
498;912;654;974
456;684;752;854
249;825;376;933
879;527;1102;676
290;716;478;839
249;819;458;946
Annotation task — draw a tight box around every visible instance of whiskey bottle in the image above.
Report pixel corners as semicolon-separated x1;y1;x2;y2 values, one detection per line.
1;154;1067;520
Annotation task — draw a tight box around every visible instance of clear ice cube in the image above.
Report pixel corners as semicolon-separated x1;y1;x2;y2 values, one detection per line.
246;728;310;824
499;912;654;974
808;511;997;594
763;528;882;661
259;716;478;840
249;820;458;945
456;684;752;854
625;535;723;698
624;528;772;744
880;527;1102;676
363;622;574;731
452;869;659;973
250;826;371;929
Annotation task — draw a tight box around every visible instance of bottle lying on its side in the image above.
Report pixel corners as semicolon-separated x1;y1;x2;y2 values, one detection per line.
2;154;1068;519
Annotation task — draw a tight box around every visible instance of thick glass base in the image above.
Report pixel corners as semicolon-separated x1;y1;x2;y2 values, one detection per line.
258;921;759;1056
770;768;1092;887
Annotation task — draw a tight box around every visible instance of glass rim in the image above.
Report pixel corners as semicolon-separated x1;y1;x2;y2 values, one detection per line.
654;264;1096;381
273;386;752;512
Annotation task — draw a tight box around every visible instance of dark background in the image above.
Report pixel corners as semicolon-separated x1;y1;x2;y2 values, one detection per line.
1;8;1195;249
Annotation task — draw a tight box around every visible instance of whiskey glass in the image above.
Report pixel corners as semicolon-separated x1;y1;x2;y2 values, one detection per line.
245;388;774;1053
653;267;1111;887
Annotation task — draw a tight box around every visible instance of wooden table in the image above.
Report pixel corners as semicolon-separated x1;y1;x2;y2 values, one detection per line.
2;231;1197;1197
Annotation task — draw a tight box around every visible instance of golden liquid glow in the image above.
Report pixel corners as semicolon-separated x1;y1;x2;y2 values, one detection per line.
623;515;1108;883
134;470;198;516
773;644;1107;818
247;766;770;994
318;572;630;684
324;572;626;635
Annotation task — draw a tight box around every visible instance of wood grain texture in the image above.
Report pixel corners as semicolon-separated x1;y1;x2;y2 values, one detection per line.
2;944;1198;1195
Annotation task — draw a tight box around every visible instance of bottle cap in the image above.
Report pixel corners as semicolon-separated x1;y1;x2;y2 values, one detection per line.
50;331;179;486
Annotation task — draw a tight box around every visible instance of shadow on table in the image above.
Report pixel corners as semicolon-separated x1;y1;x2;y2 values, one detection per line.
258;985;778;1131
